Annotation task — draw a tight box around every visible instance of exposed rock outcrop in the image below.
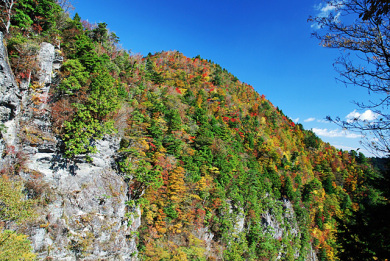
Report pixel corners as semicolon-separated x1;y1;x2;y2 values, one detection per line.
26;135;139;260
0;32;21;161
261;198;299;240
0;32;19;123
0;33;140;260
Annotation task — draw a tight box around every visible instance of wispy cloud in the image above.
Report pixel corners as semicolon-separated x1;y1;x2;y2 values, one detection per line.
320;3;338;13
304;117;316;122
333;144;375;157
292;117;300;123
311;1;343;29
333;144;358;151
312;128;361;138
317;119;329;123
346;109;379;122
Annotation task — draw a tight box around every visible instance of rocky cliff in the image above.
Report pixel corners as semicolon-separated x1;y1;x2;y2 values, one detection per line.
0;31;140;260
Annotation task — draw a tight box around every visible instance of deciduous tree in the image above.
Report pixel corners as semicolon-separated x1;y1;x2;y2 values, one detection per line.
56;0;74;13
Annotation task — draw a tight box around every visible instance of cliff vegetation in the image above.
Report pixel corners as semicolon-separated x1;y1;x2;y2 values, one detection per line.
0;1;389;260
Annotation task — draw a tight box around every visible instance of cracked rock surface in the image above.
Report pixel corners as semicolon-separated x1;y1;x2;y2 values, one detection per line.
0;32;140;260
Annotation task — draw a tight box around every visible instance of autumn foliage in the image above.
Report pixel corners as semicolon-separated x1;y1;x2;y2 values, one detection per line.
1;3;389;260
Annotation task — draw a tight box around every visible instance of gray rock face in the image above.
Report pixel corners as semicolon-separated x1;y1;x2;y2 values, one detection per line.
0;35;140;260
309;245;319;261
0;31;23;170
37;42;54;110
194;227;219;260
259;197;303;260
37;42;55;86
0;32;19;122
28;140;139;260
261;198;299;240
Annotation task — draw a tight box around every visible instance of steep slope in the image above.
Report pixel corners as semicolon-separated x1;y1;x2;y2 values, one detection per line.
0;2;388;260
0;32;140;260
115;51;382;261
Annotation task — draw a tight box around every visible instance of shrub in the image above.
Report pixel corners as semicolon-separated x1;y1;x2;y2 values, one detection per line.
0;175;35;223
0;230;36;260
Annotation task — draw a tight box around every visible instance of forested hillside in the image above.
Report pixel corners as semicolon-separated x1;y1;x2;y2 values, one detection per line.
0;1;389;260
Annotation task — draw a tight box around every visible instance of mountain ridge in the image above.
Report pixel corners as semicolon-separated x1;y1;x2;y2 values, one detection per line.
0;1;389;260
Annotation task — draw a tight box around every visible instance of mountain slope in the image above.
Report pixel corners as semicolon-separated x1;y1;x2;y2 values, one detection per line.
0;1;388;260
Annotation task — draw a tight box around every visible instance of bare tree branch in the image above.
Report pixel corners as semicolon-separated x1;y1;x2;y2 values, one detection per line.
313;0;390;156
56;0;74;14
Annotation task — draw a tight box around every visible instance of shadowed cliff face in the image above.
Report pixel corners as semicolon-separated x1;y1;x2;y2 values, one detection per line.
0;32;140;261
0;31;23;174
0;32;19;121
0;33;17;138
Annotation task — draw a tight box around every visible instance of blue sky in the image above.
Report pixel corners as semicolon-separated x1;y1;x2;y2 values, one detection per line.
72;0;377;156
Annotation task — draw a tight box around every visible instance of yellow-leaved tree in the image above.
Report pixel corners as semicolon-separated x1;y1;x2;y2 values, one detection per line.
0;175;36;260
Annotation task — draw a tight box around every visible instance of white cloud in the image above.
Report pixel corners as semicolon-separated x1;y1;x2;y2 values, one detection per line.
346;109;378;122
346;110;360;120
312;128;361;138
319;3;338;13
304;117;316;122
292;118;300;123
311;1;343;29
